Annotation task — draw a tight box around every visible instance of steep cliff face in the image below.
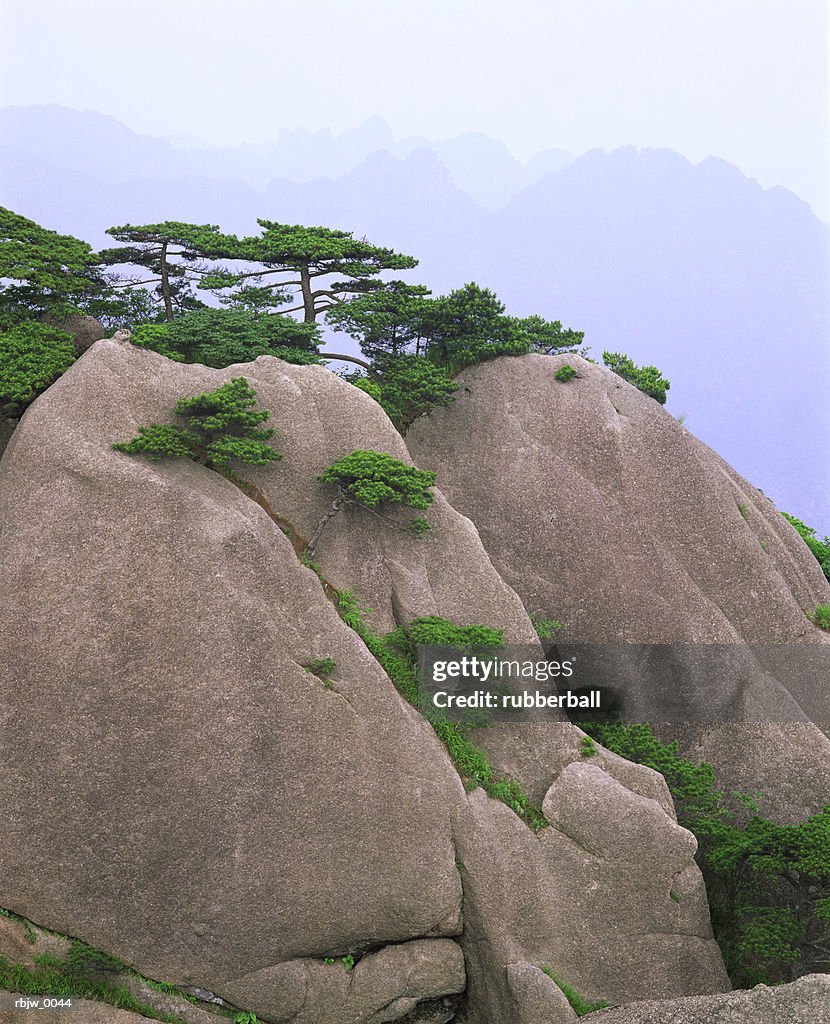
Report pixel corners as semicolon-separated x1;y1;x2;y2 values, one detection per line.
408;353;830;819
0;342;731;1022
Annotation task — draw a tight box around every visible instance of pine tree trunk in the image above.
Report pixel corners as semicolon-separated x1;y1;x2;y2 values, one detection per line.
299;263;315;322
160;240;174;322
306;495;346;559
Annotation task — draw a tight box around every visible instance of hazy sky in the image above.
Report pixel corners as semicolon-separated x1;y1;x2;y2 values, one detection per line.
1;0;828;218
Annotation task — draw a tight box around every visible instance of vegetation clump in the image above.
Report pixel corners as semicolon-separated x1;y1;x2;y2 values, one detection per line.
320;450;435;511
114;377;279;470
132;308;321;368
363;354;458;432
0;321;76;415
0;936;180;1024
580;735;596;758
782;512;830;582
555;363;578;382
531;615;564;640
0;206;108;326
0;913;267;1023
307;450;436;557
811;603;830;631
602;350;670;404
403;615;503;651
304;657;337;680
582;721;830;985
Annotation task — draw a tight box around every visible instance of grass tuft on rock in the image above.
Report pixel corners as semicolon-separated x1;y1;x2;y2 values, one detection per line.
541;967;610;1015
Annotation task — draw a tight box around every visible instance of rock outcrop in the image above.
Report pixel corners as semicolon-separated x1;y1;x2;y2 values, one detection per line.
0;342;730;1021
409;355;829;643
44;313;106;355
454;784;724;1023
408;354;830;818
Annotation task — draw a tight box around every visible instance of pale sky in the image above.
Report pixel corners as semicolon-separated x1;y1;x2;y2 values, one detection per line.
1;0;828;219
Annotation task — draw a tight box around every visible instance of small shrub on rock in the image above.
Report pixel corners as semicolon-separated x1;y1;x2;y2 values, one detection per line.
304;657;337;680
580;735;596;758
320;451;435;511
531;615;564;640
782;512;830;582
602;350;670;404
307;450;436;557
114;377;280;470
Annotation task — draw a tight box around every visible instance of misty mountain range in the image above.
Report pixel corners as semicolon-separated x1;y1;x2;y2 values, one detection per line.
0;105;573;208
1;104;828;532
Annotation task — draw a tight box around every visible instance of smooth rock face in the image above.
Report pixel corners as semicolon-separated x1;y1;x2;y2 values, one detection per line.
408;354;830;818
589;973;830;1023
410;355;829;644
0;343;728;1017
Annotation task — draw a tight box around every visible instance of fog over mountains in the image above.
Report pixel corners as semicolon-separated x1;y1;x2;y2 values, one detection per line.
2;104;828;531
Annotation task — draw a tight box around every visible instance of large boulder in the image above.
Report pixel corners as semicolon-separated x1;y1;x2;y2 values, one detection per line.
409;355;829;644
408;354;830;818
0;341;465;1007
0;342;728;1018
43;313;106;355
